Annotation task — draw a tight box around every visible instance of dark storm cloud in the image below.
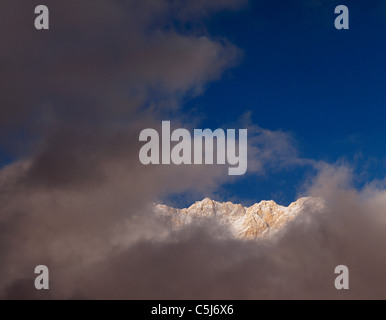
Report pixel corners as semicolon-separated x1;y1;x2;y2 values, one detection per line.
0;0;242;139
0;0;249;298
0;0;245;184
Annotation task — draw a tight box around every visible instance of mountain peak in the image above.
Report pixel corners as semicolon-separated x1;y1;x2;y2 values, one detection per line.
155;196;325;239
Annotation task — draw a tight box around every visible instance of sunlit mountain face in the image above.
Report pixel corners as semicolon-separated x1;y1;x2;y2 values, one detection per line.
155;197;325;239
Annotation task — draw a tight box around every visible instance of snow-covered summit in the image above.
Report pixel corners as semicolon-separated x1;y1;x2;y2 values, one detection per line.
155;197;325;239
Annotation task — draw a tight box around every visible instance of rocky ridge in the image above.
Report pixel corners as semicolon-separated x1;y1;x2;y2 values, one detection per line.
155;197;325;239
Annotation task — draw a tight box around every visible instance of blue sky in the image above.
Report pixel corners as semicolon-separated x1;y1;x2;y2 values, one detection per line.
178;1;386;205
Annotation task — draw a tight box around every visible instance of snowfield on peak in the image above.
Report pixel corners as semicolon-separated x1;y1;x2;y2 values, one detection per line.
155;197;326;239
